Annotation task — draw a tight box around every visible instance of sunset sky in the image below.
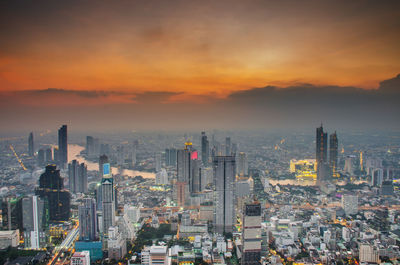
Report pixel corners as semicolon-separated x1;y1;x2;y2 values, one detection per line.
0;0;399;132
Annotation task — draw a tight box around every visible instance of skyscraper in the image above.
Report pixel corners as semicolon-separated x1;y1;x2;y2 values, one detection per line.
316;125;328;163
35;164;70;222
329;132;338;178
22;195;48;249
79;198;98;241
102;164;115;238
213;155;236;234
237;152;248;177
1;197;23;231
58;125;68;168
176;147;191;207
242;202;262;265
68;160;88;194
28;132;34;157
201;132;209;166
99;154;109;177
165;148;177;167
86;136;94;157
316;124;328;182
225;137;231;156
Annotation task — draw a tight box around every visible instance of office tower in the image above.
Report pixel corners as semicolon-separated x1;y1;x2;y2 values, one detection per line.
177;148;191;182
37;149;45;166
213;155;236;234
190;159;201;193
201;132;209;166
124;205;141;223
371;168;384;186
165;148;177;167
237;152;248;177
45;148;52;163
341;194;358;216
53;147;59;163
316;124;328;182
68;160;88;193
35;164;71;222
329;132;338;178
155;153;161;172
316;125;328;163
28;132;34;156
117;145;125;166
242;202;262;265
225;137;231;155
79;198;98;241
22;195;47;249
71;251;90;265
58;125;68;168
86;136;94;156
99;155;109;177
102;173;115;238
1;197;23;231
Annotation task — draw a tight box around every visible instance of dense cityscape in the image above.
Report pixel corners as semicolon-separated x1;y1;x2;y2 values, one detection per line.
0;125;399;265
1;1;400;264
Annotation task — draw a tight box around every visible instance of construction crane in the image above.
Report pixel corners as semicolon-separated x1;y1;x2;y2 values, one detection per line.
9;144;27;171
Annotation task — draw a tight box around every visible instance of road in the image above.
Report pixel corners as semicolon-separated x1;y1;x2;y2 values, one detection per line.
48;226;79;265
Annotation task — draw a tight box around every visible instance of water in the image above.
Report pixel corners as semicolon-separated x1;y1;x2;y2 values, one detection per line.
67;144;155;179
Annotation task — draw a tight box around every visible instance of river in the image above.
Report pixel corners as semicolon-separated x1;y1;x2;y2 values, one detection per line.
67;144;155;179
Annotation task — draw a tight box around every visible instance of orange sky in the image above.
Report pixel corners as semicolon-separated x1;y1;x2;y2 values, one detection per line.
0;0;399;99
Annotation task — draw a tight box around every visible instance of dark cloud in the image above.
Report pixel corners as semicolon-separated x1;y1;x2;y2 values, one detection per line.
24;88;114;98
133;91;183;104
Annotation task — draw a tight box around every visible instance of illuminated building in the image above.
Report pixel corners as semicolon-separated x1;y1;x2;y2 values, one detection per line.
58;125;68;168
28;132;34;157
35;164;71;222
79;198;98;241
329;132;339;178
22;195;47;249
289;159;317;179
102;163;115;240
360;151;364;171
213;155;236;234
71;251;90;265
242;202;262;265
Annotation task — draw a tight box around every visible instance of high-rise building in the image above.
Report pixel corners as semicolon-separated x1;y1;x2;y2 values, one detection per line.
99;155;109;177
165;148;177;167
45;148;53;163
141;245;168;265
28;132;34;157
37;149;45;166
213;155;236;234
190;158;201;193
22;195;48;249
86;136;94;157
155;153;162;172
329;132;338;178
176;147;191;206
107;226;126;260
35;164;70;222
342;194;358;216
102;171;115;238
68;160;88;193
316;125;328;163
58;125;68;168
155;169;168;185
201;132;209;166
242;202;262;265
1;197;23;231
316;124;328;182
237;152;248;177
225;137;231;156
79;198;98;241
